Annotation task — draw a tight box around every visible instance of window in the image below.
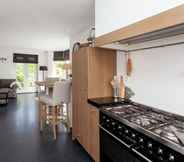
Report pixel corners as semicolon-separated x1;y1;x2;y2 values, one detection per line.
54;61;66;79
16;63;38;93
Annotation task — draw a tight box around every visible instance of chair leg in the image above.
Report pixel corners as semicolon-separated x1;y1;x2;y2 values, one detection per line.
39;101;43;131
66;103;70;132
41;104;47;131
56;106;59;132
52;106;57;140
60;105;64;117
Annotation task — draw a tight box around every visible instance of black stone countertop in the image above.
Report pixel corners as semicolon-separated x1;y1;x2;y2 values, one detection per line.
88;97;132;108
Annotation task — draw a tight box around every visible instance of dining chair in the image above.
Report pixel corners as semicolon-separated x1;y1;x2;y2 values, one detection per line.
39;80;71;139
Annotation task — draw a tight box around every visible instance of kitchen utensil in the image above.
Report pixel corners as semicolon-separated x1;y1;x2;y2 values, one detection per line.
127;54;133;76
119;76;125;98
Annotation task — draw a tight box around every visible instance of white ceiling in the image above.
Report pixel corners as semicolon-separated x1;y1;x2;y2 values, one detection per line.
0;0;94;50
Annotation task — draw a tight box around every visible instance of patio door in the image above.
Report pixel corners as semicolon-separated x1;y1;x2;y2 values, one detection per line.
16;63;38;93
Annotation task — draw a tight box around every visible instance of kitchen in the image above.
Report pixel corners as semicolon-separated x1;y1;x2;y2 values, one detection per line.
72;2;184;162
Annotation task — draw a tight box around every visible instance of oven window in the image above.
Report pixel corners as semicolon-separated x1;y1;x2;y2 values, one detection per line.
100;129;144;162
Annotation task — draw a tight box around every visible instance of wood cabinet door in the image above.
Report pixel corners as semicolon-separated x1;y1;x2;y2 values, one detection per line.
78;91;90;152
72;50;80;139
72;47;116;161
72;48;89;149
89;106;100;162
88;48;116;98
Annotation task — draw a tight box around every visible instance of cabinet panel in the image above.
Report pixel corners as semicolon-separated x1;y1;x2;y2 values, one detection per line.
72;47;116;161
72;48;89;140
78;91;89;152
95;5;184;47
72;51;79;139
88;48;116;98
89;106;100;162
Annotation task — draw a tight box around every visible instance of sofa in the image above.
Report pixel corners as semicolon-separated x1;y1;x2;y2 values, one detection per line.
0;79;18;98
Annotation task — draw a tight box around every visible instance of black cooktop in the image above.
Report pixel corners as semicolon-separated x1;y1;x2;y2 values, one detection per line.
101;102;184;156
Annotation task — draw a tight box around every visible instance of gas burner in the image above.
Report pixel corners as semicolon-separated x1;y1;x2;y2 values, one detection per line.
106;105;146;117
174;120;184;129
154;126;180;144
126;114;165;129
154;121;184;146
147;112;171;121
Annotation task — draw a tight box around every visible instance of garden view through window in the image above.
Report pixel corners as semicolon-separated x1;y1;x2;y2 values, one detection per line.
16;63;38;93
54;61;68;79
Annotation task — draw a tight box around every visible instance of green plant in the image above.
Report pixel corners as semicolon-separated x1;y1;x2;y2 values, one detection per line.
55;61;65;78
125;86;135;99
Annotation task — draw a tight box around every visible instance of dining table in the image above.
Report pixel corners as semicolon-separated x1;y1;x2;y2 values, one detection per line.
35;81;56;96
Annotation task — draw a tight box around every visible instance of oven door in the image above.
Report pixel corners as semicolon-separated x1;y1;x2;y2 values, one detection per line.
100;127;150;162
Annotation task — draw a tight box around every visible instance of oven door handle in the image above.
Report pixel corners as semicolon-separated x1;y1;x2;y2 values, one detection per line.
99;125;152;162
99;125;131;148
132;148;152;162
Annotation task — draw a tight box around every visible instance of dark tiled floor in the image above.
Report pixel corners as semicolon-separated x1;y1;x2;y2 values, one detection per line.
0;94;92;162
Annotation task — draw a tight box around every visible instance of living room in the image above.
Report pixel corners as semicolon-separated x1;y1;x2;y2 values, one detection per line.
0;0;94;104
0;0;94;162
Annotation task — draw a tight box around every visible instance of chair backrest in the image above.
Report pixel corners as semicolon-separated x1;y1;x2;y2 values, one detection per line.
45;77;59;83
52;80;71;104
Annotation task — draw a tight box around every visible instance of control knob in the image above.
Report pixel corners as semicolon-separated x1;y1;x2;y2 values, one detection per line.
112;122;116;126
139;138;144;143
147;142;153;148
106;119;110;123
158;148;163;154
131;133;136;138
169;154;175;161
158;156;164;161
118;126;122;130
125;129;129;134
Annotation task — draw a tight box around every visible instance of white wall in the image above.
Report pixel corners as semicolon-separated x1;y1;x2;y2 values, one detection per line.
69;28;92;55
0;46;49;80
117;34;184;115
95;0;184;37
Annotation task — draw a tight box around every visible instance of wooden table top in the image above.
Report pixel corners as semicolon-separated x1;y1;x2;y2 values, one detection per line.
35;81;55;88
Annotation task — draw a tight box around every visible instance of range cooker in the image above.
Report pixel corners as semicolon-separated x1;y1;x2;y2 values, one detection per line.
99;102;184;162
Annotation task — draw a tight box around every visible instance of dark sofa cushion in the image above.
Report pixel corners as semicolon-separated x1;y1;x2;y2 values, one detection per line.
0;79;16;88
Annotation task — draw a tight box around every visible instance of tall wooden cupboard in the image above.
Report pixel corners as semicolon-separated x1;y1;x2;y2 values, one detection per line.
72;47;116;162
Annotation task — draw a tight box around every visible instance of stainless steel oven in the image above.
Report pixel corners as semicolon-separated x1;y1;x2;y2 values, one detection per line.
99;112;184;162
99;113;151;162
100;127;147;162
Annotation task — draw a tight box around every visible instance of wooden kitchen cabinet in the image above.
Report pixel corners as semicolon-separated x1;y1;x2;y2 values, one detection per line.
72;47;116;161
95;4;184;47
88;106;100;162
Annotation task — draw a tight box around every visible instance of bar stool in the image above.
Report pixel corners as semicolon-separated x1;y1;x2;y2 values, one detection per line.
39;80;71;139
